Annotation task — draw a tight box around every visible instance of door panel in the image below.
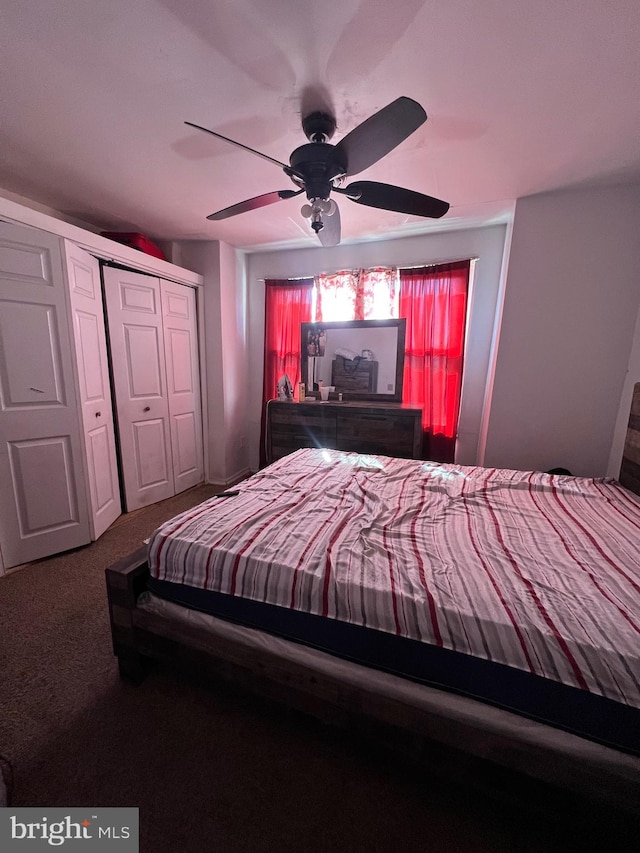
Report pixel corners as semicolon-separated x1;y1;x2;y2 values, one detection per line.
87;425;117;511
103;267;174;511
64;243;121;539
174;412;198;473
161;280;203;493
124;325;164;397
76;313;105;400
132;418;171;487
120;281;158;313
0;240;54;284
9;437;80;534
0;302;66;406
0;224;90;569
166;329;192;393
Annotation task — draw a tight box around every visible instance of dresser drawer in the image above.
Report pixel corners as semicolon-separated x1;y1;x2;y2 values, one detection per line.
330;358;378;393
269;406;337;460
266;401;421;463
337;412;416;458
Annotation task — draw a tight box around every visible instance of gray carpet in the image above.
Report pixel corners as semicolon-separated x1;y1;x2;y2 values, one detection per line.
0;485;637;852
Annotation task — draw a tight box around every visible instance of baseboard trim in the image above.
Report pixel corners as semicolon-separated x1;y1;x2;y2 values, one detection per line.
207;467;252;488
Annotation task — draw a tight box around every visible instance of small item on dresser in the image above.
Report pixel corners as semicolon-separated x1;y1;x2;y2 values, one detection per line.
335;347;359;361
298;382;306;402
277;373;293;400
338;392;343;402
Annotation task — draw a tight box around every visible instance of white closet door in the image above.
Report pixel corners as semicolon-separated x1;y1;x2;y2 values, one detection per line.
0;223;90;569
103;267;174;511
161;280;204;494
64;242;121;538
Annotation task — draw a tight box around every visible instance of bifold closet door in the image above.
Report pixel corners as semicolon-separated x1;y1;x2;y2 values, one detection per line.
0;223;91;568
161;280;204;494
103;267;174;511
64;242;121;538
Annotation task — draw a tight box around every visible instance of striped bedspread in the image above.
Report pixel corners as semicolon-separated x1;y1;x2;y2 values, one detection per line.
148;448;640;709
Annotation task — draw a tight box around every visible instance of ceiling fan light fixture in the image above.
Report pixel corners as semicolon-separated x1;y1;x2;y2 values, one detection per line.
300;198;327;233
318;198;336;215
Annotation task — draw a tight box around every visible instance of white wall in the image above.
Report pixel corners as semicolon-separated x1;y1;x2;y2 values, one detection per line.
483;182;640;476
608;295;640;477
0;187;102;232
245;225;509;472
219;240;250;476
175;240;250;485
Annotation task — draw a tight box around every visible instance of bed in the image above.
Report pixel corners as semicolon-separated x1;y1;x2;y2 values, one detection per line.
106;383;640;814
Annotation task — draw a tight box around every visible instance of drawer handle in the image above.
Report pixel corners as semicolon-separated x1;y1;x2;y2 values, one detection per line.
143;406;151;412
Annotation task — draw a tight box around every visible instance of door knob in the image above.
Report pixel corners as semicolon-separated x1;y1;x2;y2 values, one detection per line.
95;411;101;418
144;406;150;412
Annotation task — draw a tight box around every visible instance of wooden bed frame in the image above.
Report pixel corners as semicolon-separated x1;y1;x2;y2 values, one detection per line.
620;381;640;494
106;383;640;817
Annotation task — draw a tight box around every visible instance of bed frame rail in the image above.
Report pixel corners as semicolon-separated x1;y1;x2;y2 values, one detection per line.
620;381;640;495
105;545;150;682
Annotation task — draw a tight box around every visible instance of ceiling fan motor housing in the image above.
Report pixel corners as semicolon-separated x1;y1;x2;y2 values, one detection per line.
289;143;346;202
301;111;337;143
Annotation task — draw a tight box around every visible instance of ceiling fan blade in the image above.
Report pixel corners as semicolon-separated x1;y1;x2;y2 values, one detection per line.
185;121;291;171
340;181;449;219
317;203;341;247
207;189;302;221
333;97;427;177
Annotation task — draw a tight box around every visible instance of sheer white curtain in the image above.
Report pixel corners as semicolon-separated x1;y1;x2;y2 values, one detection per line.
313;267;398;321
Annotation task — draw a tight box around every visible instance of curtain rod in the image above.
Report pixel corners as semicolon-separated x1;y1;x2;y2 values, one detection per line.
400;256;478;270
255;257;478;282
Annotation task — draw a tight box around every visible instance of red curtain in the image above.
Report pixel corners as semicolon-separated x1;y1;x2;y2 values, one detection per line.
399;261;470;463
259;278;313;466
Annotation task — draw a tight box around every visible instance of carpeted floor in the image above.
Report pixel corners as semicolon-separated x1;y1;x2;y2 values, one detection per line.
0;485;638;852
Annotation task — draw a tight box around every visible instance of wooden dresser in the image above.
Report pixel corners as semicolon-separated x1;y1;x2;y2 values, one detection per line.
266;400;422;463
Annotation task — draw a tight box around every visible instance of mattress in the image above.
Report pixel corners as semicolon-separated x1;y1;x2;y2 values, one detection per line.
147;448;640;751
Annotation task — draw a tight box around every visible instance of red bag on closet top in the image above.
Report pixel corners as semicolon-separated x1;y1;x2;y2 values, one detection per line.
100;232;166;261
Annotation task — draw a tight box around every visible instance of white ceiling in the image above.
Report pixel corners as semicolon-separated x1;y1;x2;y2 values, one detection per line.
2;0;640;252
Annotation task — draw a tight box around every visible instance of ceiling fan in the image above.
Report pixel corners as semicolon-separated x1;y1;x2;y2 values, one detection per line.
185;96;449;247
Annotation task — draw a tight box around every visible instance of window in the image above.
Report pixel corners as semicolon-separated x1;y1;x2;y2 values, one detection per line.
261;260;471;463
314;267;398;321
